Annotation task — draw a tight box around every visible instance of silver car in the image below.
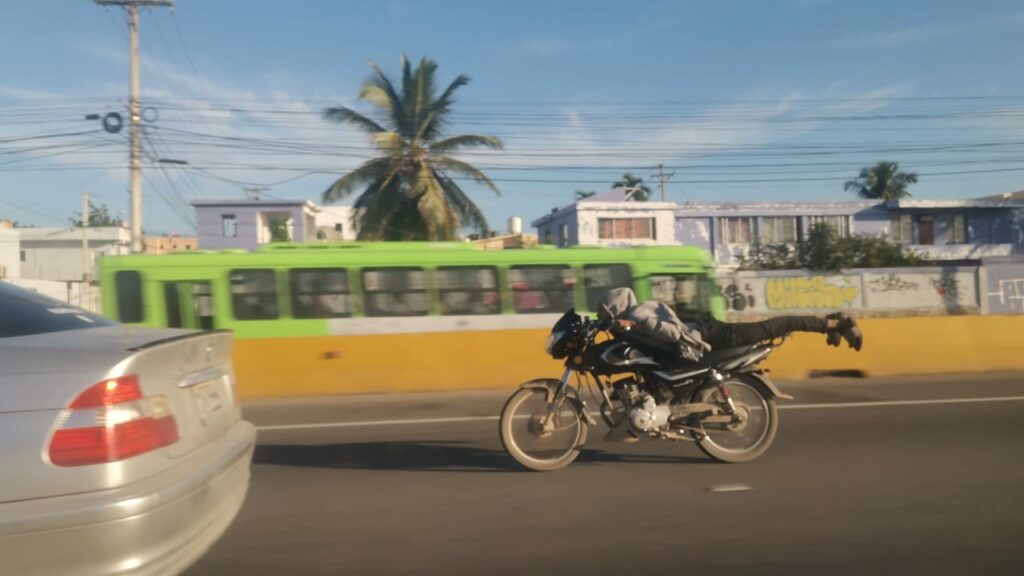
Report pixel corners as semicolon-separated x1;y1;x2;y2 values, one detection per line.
0;281;255;575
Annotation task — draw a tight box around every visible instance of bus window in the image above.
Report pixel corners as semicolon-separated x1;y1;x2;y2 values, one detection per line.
362;268;428;317
230;269;279;320
164;283;182;328
436;266;500;315
583;264;632;311
290;269;352;318
115;270;144;323
650;274;710;320
509;265;575;314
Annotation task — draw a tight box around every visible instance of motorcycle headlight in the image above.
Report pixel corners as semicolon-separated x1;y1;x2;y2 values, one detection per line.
545;330;565;355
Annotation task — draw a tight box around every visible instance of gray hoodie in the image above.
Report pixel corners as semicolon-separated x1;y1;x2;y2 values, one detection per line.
604;287;710;361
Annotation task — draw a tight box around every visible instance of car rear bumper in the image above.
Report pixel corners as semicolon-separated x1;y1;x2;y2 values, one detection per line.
0;420;256;576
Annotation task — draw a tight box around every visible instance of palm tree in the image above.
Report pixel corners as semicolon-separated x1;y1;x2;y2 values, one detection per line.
844;161;918;200
612;173;651;201
321;56;503;240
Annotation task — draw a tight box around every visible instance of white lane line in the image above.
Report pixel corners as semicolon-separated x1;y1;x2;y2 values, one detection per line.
254;395;1024;432
707;483;753;493
779;395;1024;410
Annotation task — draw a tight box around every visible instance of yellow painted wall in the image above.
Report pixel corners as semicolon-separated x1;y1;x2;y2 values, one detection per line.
231;316;1024;398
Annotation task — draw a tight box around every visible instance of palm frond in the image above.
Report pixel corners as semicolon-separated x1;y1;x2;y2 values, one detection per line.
411;163;456;240
436;171;489;234
420;73;469;141
367;60;408;135
322;158;390;203
372;131;407;155
322;106;387;134
432;156;501;195
430;134;503;154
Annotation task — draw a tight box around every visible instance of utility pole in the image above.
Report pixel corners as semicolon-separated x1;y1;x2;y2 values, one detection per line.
81;192;90;308
94;0;174;253
653;163;676;202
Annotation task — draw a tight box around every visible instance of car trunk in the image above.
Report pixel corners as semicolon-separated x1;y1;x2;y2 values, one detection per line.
0;326;241;503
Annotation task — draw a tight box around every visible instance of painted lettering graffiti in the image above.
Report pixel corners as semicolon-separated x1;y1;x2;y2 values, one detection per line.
868;274;919;293
765;276;859;310
987;278;1024;313
721;282;757;312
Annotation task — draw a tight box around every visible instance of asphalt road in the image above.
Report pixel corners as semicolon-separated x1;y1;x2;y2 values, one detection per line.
188;373;1024;576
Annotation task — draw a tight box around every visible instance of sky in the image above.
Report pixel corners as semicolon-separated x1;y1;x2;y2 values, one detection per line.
1;0;1023;235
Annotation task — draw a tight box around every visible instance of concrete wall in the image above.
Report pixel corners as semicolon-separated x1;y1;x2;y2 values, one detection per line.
18;228;128;282
315;206;357;241
716;266;981;316
575;202;676;246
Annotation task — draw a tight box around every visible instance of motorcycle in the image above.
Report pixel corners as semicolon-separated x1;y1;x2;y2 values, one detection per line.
499;308;793;471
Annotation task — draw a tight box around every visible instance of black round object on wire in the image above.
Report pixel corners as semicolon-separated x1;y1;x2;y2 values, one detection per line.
102;112;123;134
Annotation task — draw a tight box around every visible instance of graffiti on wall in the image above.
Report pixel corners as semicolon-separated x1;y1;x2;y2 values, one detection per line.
930;276;961;303
721;282;757;312
868;274;919;293
988;278;1024;313
765;276;860;310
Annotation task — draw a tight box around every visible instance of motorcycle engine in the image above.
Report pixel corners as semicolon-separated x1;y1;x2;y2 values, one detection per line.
628;393;672;432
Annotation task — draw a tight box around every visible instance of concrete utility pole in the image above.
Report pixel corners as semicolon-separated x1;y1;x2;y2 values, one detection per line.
81;192;90;301
654;163;676;202
94;0;174;253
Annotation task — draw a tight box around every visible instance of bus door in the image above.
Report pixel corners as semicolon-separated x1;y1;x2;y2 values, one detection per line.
163;281;216;330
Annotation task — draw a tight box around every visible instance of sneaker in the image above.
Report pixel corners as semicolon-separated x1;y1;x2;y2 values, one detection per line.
827;312;863;351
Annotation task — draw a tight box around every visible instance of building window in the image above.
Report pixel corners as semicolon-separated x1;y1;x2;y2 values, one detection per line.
222;214;237;238
543;228;555;245
362;268;428;317
945;214;967;244
290;269;352;318
890;214;912;244
230;269;278;320
583;264;632;312
334;223;343;234
558;223;569;246
761;217;798;244
509;265;575;313
436;266;501;315
19;250;25;262
597;218;655;240
808;215;850;238
720;217;755;244
917;215;935;245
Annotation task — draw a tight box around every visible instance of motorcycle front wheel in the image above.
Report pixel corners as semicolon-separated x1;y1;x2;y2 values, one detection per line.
499;387;588;471
694;375;778;463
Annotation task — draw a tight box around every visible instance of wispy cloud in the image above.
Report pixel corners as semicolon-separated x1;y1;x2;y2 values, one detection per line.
835;21;958;47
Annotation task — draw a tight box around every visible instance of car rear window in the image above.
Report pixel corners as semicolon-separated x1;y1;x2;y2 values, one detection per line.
0;281;115;339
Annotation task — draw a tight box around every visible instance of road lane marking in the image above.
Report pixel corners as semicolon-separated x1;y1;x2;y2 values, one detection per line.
707;483;753;493
254;395;1024;432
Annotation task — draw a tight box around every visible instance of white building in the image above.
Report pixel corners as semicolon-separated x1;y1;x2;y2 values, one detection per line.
531;188;677;247
18;226;130;282
314;206;358;241
0;224;20;280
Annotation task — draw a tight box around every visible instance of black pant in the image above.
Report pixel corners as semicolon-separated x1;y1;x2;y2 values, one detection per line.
698;317;828;349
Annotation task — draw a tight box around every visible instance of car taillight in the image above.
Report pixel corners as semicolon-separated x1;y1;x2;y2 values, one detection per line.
48;375;179;467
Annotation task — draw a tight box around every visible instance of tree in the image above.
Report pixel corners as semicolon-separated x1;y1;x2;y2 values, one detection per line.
574;189;596;200
69;202;123;227
844;161;918;200
739;223;923;272
321;55;503;240
611;173;651;201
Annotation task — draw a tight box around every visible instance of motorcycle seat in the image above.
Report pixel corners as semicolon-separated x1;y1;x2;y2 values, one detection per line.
699;345;760;367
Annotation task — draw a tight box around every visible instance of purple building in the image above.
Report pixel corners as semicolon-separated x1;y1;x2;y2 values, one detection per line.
192;200;318;250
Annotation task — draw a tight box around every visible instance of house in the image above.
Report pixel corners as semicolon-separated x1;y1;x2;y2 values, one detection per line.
192;200;318;250
314;206;358;241
0;220;20;279
532;188;677;247
533;192;1024;267
143;234;198;254
17;225;130;282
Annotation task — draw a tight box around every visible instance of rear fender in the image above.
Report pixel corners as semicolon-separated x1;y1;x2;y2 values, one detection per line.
517;379;595;425
737;369;794;401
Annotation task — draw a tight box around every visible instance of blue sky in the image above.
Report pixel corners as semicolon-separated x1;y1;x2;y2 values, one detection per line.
1;0;1023;234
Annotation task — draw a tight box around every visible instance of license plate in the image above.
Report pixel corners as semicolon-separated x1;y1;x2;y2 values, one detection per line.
192;378;226;426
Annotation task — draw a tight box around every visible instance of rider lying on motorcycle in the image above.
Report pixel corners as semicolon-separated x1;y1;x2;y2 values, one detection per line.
599;287;862;362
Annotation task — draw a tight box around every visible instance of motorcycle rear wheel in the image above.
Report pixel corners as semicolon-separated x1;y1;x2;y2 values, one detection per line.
500;388;588;471
694;376;778;463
